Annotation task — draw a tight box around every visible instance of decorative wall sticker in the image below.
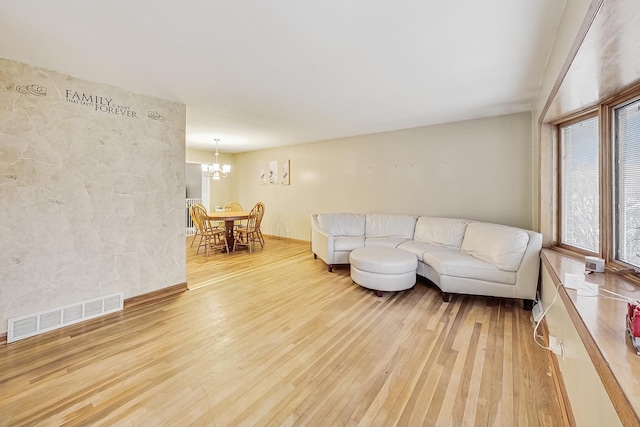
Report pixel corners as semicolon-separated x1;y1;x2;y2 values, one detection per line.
16;84;47;96
148;110;166;122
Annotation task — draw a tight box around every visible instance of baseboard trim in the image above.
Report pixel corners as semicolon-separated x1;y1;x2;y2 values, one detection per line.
263;234;309;244
124;282;189;310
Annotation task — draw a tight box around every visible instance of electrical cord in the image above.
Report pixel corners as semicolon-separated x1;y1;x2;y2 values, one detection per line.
532;274;640;352
581;281;640;303
611;266;640;276
533;279;561;351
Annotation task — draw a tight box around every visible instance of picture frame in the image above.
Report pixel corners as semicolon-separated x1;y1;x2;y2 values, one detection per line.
258;162;267;185
280;159;290;185
269;160;278;184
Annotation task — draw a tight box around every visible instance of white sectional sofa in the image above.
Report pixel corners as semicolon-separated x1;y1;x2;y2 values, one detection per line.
311;213;543;308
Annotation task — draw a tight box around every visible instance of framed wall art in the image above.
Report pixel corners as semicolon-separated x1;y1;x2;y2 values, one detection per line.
280;160;290;185
258;162;267;185
269;160;278;184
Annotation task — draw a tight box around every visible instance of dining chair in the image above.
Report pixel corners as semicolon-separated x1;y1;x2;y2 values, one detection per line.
224;201;244;230
223;202;243;212
233;203;262;253
253;202;265;247
190;203;217;247
192;204;228;256
189;204;201;248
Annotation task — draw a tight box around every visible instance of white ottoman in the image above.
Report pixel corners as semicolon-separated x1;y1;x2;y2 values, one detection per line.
349;247;418;296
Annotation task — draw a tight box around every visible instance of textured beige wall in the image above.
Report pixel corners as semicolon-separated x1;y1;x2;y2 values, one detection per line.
232;112;533;241
0;59;186;335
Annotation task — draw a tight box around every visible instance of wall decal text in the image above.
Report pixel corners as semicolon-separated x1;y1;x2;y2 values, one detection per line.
65;90;138;118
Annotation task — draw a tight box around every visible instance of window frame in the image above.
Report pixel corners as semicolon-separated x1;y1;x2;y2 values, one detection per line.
554;83;640;276
609;91;640;270
555;110;601;256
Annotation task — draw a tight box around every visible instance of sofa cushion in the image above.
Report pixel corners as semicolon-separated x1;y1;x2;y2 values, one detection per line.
334;236;365;251
318;213;365;237
460;223;529;272
365;213;417;239
397;240;459;259
422;251;516;284
365;237;410;248
413;217;471;249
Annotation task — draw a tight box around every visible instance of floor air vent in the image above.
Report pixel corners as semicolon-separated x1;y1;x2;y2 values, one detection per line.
7;292;124;343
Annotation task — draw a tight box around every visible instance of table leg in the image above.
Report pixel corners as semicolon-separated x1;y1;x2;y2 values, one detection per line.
224;219;235;251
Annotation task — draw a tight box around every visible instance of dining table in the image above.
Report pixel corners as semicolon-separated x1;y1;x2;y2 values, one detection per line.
206;211;252;251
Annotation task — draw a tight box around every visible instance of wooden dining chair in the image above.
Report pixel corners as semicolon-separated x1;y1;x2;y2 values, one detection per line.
190;203;216;248
192;204;228;256
223;202;243;212
233;203;262;253
189;204;201;248
224;201;244;230
233;214;258;253
253;202;265;247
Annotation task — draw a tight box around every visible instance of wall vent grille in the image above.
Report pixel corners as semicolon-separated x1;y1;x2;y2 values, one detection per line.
7;292;124;343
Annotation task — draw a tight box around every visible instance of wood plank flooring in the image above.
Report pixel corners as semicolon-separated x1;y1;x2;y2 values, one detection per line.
0;237;564;426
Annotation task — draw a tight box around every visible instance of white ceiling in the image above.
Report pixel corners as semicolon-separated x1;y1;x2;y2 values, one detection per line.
0;1;565;153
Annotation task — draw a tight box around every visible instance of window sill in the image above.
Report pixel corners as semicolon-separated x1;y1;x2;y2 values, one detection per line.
541;248;640;425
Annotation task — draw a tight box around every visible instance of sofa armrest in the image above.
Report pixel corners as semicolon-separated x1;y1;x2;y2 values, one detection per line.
513;230;543;299
311;214;334;266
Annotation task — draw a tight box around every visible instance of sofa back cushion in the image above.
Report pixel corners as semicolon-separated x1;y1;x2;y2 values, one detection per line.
317;213;365;237
461;222;530;271
365;213;417;239
413;217;471;249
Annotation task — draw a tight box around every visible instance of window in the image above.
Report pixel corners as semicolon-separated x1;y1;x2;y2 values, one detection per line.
614;97;640;268
554;85;640;272
559;116;599;253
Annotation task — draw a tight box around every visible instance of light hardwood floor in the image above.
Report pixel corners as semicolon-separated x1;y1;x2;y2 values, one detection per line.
0;237;564;426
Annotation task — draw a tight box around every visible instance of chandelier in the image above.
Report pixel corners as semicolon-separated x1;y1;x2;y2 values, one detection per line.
202;139;231;180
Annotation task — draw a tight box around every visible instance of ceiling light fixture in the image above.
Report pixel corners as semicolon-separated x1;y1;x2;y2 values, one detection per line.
202;138;231;180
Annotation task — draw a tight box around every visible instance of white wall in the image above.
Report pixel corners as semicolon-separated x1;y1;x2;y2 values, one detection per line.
232;112;533;241
0;59;186;335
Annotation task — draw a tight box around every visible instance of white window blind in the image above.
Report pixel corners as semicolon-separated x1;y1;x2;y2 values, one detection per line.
559;117;599;252
614;98;640;268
